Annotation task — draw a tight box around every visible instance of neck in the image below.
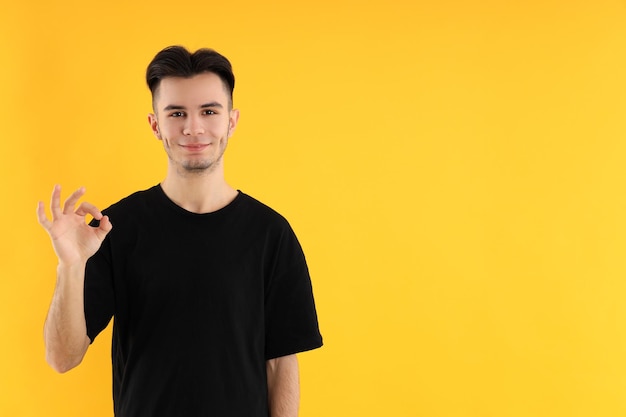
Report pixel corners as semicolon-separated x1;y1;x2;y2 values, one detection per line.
160;164;237;214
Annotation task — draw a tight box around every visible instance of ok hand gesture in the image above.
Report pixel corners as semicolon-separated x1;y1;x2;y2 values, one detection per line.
37;185;113;266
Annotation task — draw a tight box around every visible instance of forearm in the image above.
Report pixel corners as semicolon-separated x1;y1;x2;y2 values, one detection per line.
43;262;91;373
266;354;300;417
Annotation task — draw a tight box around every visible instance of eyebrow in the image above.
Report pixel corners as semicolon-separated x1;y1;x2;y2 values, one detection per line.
163;102;224;111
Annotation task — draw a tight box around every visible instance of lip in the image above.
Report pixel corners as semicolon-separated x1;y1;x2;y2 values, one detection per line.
181;144;210;152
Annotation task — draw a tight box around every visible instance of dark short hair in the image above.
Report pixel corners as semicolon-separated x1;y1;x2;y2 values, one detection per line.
146;45;235;108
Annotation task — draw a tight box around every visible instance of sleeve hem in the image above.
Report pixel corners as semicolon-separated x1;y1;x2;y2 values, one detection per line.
265;339;324;360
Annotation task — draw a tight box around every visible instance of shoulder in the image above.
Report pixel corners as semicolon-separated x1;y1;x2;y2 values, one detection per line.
100;185;161;225
104;185;159;211
236;192;305;256
236;192;292;229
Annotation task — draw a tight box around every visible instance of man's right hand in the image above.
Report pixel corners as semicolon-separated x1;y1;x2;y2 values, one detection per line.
37;185;112;266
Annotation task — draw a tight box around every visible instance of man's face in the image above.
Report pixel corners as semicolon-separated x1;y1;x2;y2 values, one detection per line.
148;72;239;175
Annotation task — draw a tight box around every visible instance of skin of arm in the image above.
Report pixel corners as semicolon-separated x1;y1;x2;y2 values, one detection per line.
43;262;92;373
38;185;112;373
266;354;300;417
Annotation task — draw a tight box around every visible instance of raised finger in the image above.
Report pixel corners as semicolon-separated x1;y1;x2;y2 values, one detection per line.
37;201;52;230
62;187;87;215
75;201;103;220
50;184;63;219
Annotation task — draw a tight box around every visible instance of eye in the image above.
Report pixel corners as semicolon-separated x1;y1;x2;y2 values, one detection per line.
170;111;185;117
203;109;216;115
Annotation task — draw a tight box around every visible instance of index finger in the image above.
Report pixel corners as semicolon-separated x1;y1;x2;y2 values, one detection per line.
75;201;103;221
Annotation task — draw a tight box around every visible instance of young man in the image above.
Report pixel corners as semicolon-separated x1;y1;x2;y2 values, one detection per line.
37;46;323;417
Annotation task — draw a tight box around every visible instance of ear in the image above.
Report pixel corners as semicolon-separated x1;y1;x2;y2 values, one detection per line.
228;109;240;138
148;113;161;140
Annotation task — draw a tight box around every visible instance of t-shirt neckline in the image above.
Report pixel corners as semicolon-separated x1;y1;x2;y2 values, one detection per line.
154;184;243;218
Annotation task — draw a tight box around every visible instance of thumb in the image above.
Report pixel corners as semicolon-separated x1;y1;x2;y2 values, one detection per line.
94;215;113;240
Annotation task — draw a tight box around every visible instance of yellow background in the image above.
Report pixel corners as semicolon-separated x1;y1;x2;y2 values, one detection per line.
2;0;626;416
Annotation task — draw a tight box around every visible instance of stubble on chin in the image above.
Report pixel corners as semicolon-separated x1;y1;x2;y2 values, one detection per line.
177;155;225;176
176;160;213;176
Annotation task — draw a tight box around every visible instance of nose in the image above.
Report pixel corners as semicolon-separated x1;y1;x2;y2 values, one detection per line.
183;115;205;136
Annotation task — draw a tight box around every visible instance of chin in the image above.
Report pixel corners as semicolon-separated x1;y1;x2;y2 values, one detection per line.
182;160;216;173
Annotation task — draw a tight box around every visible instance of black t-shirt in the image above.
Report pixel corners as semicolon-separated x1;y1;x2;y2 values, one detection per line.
85;185;323;417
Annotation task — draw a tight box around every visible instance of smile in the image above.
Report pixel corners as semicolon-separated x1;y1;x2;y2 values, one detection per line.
181;144;210;152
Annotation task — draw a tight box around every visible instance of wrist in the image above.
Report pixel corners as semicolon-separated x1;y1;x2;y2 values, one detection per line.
56;261;87;274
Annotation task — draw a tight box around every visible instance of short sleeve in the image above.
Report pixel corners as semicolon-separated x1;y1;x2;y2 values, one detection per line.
264;225;323;360
84;229;115;343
